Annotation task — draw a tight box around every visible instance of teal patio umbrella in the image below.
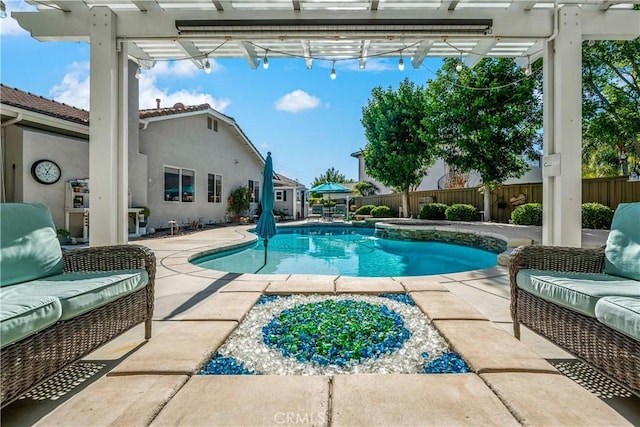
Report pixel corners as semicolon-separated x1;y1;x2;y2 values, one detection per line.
255;152;277;264
309;182;350;203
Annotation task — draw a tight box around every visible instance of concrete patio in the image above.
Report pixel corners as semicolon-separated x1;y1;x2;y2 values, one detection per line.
2;221;638;426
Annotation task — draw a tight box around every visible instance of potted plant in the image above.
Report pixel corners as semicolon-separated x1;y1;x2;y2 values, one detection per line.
227;186;252;223
56;228;71;244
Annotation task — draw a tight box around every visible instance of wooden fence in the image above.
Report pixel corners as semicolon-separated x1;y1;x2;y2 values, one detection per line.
355;176;640;223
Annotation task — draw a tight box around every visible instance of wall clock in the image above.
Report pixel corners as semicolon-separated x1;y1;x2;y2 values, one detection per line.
31;159;62;185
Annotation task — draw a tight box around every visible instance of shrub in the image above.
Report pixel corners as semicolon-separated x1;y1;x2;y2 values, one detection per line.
371;205;393;218
419;203;447;220
355;204;376;216
582;202;614;229
511;203;542;225
227;186;251;216
445;204;478;222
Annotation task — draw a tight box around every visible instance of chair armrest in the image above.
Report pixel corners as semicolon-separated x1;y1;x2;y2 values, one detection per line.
63;244;156;276
509;244;605;297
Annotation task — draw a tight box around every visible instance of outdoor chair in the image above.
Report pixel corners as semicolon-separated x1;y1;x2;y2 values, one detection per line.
307;204;323;222
332;204;347;222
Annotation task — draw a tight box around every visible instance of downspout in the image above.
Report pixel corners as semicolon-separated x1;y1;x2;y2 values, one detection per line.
1;113;23;202
546;0;559;42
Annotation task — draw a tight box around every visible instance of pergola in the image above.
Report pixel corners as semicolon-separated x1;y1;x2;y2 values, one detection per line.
13;0;640;247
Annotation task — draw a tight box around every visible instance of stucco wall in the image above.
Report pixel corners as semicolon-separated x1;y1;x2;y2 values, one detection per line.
21;127;90;229
140;113;264;229
2;125;25;203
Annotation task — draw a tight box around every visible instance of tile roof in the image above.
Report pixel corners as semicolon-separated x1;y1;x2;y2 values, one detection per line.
275;173;306;189
0;85;231;124
1;84;89;125
139;102;213;119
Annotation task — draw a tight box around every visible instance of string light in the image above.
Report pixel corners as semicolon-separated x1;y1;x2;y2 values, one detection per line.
524;56;532;76
398;51;405;71
0;1;7;19
330;60;337;80
455;53;464;72
204;57;212;74
262;49;269;69
134;65;142;79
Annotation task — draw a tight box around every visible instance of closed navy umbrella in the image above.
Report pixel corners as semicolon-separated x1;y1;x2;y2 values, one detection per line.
255;152;277;264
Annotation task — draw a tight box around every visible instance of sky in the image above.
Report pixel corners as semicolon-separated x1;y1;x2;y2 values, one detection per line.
0;1;443;188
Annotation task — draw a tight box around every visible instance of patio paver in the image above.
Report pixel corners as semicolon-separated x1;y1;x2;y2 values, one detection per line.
480;372;632;426
396;276;449;291
151;375;330;427
331;374;519;426
34;375;188;427
266;277;335;294
433;320;559;373
411;291;488;320
110;321;237;374
170;291;261;321
335;277;404;293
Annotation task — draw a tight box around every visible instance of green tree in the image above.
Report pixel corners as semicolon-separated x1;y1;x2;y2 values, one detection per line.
354;180;379;197
582;38;640;176
310;167;353;188
422;58;541;221
361;78;438;217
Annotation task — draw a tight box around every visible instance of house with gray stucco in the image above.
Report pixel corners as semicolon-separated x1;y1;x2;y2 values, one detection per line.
1;84;306;242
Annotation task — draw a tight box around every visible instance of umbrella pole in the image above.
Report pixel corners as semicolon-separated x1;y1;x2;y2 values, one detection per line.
264;239;268;265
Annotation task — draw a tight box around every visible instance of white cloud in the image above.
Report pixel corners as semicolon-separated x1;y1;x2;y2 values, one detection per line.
0;1;37;36
48;61;231;113
274;90;321;113
49;62;90;110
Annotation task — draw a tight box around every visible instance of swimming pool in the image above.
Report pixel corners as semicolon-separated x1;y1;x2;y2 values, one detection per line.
191;226;498;277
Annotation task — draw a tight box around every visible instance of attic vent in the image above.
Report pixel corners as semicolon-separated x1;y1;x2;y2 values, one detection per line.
173;102;185;109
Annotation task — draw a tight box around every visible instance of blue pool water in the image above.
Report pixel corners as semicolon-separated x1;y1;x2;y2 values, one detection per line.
192;227;498;277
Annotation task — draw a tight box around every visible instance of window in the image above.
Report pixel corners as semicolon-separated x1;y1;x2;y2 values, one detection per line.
248;180;260;203
275;190;287;202
207;117;218;132
164;166;195;203
208;174;223;203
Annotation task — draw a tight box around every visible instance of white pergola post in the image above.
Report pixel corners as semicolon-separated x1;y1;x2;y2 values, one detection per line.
89;7;128;246
117;42;130;244
542;5;583;247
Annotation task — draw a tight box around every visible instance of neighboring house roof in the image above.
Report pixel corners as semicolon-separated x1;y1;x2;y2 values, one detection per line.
1;84;90;125
275;173;307;190
138;101;264;164
1;85;265;165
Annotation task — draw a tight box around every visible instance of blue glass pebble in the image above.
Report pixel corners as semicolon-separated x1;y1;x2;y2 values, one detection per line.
423;352;471;374
378;293;416;306
199;353;258;375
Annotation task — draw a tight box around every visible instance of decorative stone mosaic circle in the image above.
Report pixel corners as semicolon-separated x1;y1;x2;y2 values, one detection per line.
200;294;469;376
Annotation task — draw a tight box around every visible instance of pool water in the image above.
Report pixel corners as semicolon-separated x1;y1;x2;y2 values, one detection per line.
192;227;497;277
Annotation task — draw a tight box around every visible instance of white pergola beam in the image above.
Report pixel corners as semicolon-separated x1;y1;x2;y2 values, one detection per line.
514;40;543;68
464;39;496;68
359;39;370;69
238;41;260;69
14;8;639;43
132;1;162;12
176;40;205;69
212;1;233;11
411;40;434;68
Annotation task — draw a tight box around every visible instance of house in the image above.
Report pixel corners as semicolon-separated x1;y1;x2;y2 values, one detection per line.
351;151;542;194
273;173;308;220
1;83;276;240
